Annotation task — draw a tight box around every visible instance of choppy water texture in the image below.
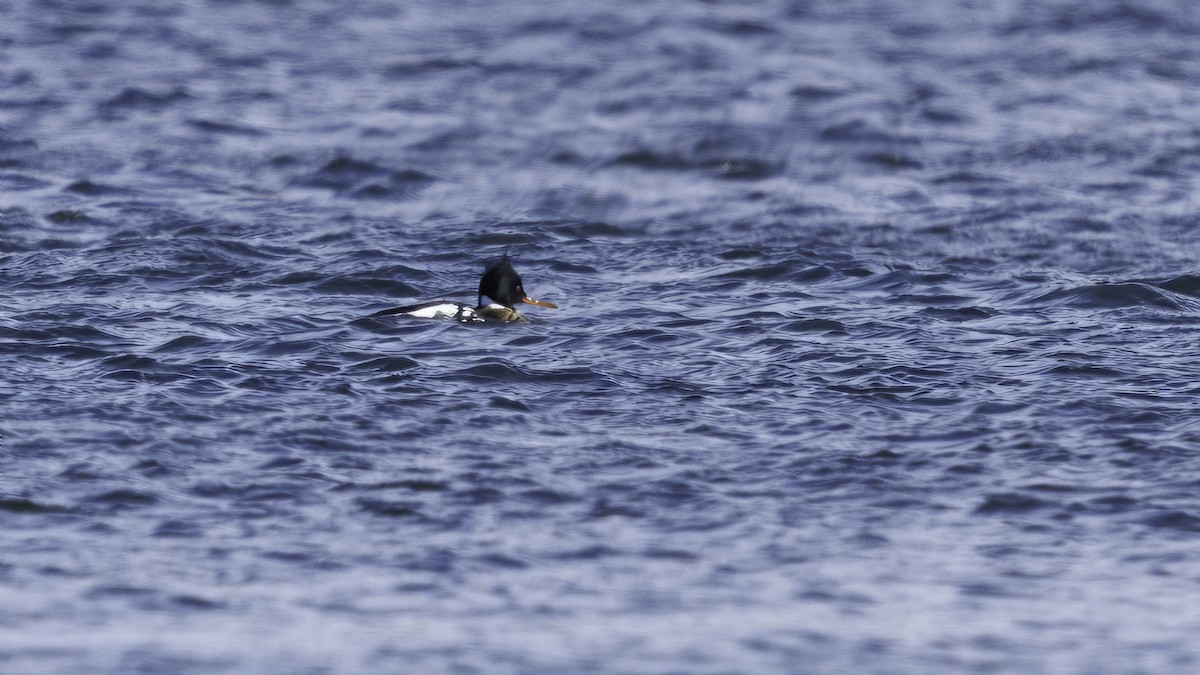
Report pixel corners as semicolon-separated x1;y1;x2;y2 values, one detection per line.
3;1;1200;672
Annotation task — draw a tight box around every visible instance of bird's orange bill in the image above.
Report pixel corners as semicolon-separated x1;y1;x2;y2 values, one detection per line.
521;297;558;308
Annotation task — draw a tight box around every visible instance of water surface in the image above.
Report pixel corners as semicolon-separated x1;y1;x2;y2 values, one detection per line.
3;1;1200;673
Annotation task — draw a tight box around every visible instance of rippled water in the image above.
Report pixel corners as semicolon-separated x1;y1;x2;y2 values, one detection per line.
4;1;1200;673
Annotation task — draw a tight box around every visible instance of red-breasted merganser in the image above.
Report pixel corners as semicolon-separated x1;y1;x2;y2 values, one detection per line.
370;252;558;323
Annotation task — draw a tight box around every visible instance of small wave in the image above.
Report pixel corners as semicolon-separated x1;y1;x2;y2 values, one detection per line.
1146;275;1200;298
188;118;266;137
1142;510;1200;533
1046;364;1125;379
86;488;159;508
0;172;54;191
152;519;204;538
96;86;191;118
919;306;996;321
0;497;71;514
152;335;220;353
312;276;423;296
448;361;542;385
383;57;480;78
356;497;427;519
347;356;420;373
974;492;1051;514
611;148;783;180
783;318;845;333
291;155;436;199
1026;282;1186;310
819;118;920;145
63;179;125;196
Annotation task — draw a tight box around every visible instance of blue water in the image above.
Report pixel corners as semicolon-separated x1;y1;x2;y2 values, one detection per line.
4;1;1200;672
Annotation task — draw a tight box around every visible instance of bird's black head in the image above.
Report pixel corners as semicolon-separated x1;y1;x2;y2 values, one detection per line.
478;252;526;308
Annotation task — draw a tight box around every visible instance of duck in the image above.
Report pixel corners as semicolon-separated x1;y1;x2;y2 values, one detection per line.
370;252;558;323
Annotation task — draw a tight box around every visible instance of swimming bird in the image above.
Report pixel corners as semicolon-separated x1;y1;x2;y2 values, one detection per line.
370;252;557;323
